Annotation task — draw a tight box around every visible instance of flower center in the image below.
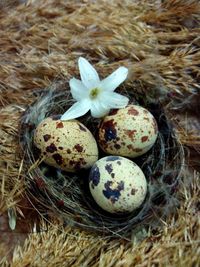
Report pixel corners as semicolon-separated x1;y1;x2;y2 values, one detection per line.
89;88;100;99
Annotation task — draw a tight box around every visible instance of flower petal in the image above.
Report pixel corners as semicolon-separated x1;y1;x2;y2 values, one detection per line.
69;78;89;101
102;91;129;108
100;67;128;92
78;57;100;88
60;99;91;121
90;100;110;118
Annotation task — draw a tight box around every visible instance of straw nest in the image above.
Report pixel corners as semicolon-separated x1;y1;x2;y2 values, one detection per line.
20;81;184;238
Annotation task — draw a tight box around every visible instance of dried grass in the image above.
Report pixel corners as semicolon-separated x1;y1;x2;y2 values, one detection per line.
0;106;25;215
0;0;199;105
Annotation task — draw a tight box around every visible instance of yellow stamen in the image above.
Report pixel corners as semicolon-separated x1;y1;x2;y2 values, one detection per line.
90;88;100;99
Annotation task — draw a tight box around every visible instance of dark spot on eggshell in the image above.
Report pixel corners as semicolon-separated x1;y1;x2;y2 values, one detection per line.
74;144;83;153
46;143;57;153
114;143;121;150
111;173;115;178
52;153;63;165
78;123;87;132
127;144;133;150
110;196;116;204
143;109;148;114
124;130;137;141
42;123;47;127
117;160;121;165
69;159;82;170
127;107;139;116
106;156;120;161
141;136;149;142
143;117;150;121
103;180;124;203
101;119;117;142
127;144;142;152
79;158;87;165
135;148;143;152
58;146;63;150
56;121;64;128
43;134;51;142
117;181;124;191
105;163;113;174
89;165;100;189
131;188;138;195
67;149;71;154
98;139;108;150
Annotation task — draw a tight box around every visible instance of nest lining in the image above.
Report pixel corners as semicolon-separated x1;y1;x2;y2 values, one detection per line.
20;81;184;239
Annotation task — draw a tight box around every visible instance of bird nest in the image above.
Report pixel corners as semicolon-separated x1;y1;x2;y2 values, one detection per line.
20;81;184;239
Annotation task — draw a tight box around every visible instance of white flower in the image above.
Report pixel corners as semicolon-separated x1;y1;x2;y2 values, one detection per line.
61;57;129;120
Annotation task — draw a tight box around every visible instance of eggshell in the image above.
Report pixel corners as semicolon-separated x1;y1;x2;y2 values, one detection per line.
34;117;98;172
98;105;158;158
89;156;147;214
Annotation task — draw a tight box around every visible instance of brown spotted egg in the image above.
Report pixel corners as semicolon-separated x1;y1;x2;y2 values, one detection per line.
89;156;147;214
98;105;158;158
34;117;98;172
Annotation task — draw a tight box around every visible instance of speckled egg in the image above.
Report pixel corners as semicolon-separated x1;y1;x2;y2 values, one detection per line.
34;117;98;172
89;156;147;214
98;105;158;158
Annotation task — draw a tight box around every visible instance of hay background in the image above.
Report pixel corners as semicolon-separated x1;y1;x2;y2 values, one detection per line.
0;0;199;266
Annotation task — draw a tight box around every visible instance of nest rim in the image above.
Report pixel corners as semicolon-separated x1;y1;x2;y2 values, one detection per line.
19;81;184;239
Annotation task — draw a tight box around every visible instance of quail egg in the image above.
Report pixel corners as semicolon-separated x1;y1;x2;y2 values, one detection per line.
89;156;147;214
98;104;158;158
34;117;98;172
